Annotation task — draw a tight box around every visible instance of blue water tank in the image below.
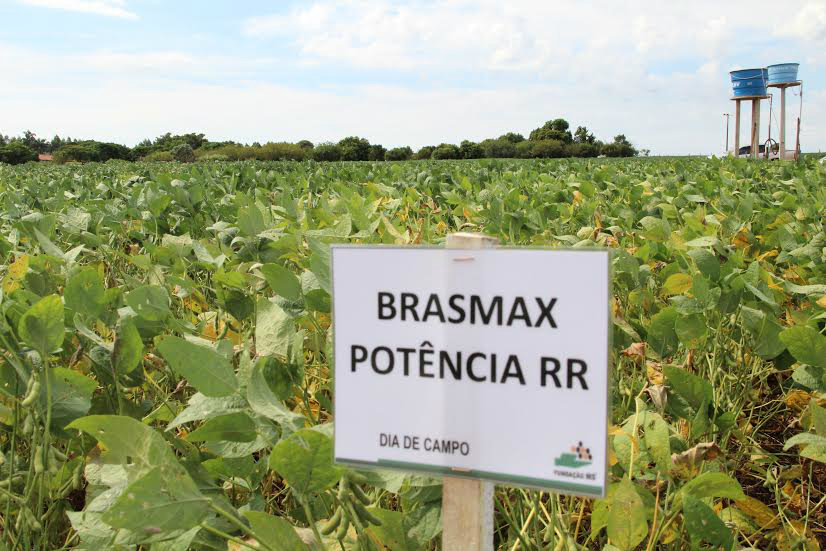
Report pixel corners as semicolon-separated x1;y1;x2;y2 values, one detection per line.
730;68;767;97
767;63;799;85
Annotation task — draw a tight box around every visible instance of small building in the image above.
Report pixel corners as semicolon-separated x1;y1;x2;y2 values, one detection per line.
38;154;53;162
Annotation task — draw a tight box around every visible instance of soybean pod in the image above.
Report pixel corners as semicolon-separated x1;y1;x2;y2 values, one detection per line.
33;445;45;474
20;379;40;407
320;507;343;535
335;514;350;541
351;500;382;527
350;483;371;506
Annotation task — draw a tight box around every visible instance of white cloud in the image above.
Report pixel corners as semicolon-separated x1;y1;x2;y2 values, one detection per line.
2;1;825;154
19;0;137;19
776;2;826;63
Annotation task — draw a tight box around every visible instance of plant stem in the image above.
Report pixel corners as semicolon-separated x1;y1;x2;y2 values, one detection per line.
199;522;261;551
210;502;282;551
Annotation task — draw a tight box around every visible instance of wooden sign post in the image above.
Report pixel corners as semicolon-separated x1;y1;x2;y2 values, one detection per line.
442;232;497;551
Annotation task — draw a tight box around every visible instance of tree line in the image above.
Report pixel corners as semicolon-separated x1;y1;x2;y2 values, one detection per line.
0;119;639;165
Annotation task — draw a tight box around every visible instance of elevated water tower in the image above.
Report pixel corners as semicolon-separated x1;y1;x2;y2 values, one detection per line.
766;63;801;160
729;68;769;159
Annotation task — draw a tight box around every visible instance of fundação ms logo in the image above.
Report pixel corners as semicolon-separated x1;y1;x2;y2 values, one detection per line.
554;441;593;469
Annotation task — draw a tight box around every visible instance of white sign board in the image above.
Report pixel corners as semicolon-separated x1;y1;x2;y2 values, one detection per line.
331;246;611;498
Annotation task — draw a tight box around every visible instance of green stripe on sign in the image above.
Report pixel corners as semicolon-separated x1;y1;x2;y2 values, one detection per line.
335;457;604;498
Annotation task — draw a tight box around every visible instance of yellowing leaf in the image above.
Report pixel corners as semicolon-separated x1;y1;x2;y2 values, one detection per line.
2;276;20;294
817;296;826;309
646;361;663;385
735;496;779;529
784;390;825;412
8;255;29;280
572;190;584;206
663;273;693;296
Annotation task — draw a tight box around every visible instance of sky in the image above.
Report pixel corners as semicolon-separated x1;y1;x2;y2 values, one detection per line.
0;0;824;155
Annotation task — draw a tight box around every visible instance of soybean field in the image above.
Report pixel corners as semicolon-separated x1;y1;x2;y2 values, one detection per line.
1;156;825;551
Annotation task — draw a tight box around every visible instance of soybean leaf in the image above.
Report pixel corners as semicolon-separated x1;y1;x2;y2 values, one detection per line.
247;359;305;434
102;467;209;537
811;403;826;435
167;392;248;430
111;318;143;374
186;412;257;443
68;415;184;478
238;205;266;238
741;306;786;359
149;526;201;551
126;285;170;322
65;267;105;319
688;248;720;281
663;273;692;296
157;335;239;397
367;507;417;551
41;367;96;435
260;264;302;302
404;502;442;547
606;479;648;551
304;289;331;313
643;412;671;472
647;307;679;358
684;236;720;248
269;429;340;495
677;472;745;506
792;365;826;393
639;216;670;242
683;495;733;549
308;238;331;293
256;298;295;358
201;456;255;480
664;364;712;414
18;294;65;355
784;433;826;463
675;313;707;347
66;510;120;549
243;511;306;551
780;326;826;369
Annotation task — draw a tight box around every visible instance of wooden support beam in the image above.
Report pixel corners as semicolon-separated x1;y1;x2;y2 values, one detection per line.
442;477;494;551
442;231;497;551
751;99;760;159
780;86;786;160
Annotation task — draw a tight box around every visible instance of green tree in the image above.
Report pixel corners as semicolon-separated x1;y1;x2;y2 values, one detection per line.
257;143;308;161
529;119;573;143
53;141;133;163
515;141;535;158
431;143;461;160
479;138;516;158
385;146;413;161
21;130;47;153
172;143;195;162
568;142;600;157
368;144;387;161
573;126;596;144
531;139;566;158
459;140;484;159
313;143;342;162
0;142;38;164
154;132;207;151
601;135;638;157
414;146;435;160
297;140;314;149
337;136;371;161
498;132;525;144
